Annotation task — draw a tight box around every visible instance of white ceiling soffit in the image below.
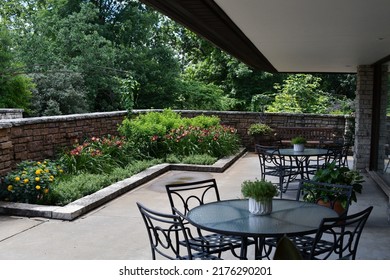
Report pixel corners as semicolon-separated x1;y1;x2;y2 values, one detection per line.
214;0;390;73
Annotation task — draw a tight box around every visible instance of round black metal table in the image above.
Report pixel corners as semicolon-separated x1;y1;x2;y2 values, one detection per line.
278;148;330;180
187;199;338;259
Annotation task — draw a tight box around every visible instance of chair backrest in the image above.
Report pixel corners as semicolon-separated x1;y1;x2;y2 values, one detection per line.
296;180;353;216
165;179;220;215
309;206;373;260
136;202;191;260
255;144;285;170
326;144;350;167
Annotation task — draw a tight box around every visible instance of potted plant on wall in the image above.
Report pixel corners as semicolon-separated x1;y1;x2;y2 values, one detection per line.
241;179;279;215
291;136;306;152
247;123;275;147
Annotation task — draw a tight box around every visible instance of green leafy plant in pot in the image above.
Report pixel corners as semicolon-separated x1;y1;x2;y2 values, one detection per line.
306;162;364;214
241;179;279;215
247;123;275;147
291;136;306;152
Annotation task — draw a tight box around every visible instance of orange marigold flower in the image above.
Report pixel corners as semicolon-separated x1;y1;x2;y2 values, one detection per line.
44;189;49;194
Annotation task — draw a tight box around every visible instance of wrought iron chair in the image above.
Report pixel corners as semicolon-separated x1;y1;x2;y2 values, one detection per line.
295;206;373;260
295;180;353;217
264;180;354;257
255;144;299;198
325;143;351;168
136;202;222;260
165;179;250;258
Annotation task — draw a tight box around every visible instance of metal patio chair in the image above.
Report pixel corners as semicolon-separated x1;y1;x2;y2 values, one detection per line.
165;178;251;259
255;144;300;198
264;180;354;257
295;206;373;260
136;202;222;260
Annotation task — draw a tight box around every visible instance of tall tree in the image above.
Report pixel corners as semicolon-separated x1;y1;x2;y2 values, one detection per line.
0;26;33;111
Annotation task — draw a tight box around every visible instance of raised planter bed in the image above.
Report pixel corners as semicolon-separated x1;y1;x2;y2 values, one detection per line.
0;148;246;220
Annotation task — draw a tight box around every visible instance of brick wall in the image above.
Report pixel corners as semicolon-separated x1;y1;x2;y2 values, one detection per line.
0;109;350;175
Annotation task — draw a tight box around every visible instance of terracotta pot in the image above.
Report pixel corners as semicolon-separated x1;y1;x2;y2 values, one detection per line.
317;199;345;216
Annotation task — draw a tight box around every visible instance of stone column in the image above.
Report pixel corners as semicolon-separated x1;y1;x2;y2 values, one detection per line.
377;65;389;171
354;65;374;171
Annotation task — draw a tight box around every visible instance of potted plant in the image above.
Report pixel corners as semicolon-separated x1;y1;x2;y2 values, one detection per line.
291;136;306;152
303;162;364;214
247;123;275;147
241;179;279;215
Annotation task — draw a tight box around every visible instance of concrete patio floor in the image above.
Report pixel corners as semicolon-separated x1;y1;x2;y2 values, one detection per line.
0;152;389;260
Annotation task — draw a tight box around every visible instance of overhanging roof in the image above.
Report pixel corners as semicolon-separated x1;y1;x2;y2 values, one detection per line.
140;0;390;73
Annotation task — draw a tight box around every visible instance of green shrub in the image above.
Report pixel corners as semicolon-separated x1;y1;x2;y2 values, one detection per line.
49;159;162;206
119;109;240;158
0;160;64;204
181;154;217;165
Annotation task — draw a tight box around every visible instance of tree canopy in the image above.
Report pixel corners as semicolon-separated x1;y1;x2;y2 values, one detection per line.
0;0;356;116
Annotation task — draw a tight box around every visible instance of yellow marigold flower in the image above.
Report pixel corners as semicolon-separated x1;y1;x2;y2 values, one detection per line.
35;185;41;190
15;176;20;182
37;162;41;164
44;169;49;173
35;177;40;182
44;188;49;194
35;169;42;175
59;169;64;173
7;185;13;191
24;178;29;184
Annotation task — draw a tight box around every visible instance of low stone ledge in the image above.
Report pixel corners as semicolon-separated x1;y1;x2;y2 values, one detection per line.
0;149;246;220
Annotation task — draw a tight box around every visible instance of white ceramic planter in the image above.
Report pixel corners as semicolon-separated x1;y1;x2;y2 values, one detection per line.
293;144;305;152
248;197;272;215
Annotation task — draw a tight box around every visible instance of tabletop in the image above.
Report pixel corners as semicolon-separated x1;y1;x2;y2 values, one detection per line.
187;199;338;238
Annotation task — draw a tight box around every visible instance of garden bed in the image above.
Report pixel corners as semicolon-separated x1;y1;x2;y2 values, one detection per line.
0;148;246;220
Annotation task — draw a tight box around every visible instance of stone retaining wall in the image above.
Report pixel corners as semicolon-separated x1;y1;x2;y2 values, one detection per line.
0;109;350;175
0;109;24;120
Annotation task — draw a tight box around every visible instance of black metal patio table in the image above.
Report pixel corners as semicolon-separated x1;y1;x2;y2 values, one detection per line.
186;198;338;259
277;148;329;180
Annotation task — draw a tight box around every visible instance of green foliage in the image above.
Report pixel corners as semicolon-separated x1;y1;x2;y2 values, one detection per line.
247;123;274;136
165;153;218;165
0;160;64;204
59;135;130;175
267;74;354;115
0;26;33;111
28;71;90;116
174;79;235;110
181;154;217;165
312;162;364;204
291;136;307;144
241;179;279;202
49;159;161;206
119;110;240;158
